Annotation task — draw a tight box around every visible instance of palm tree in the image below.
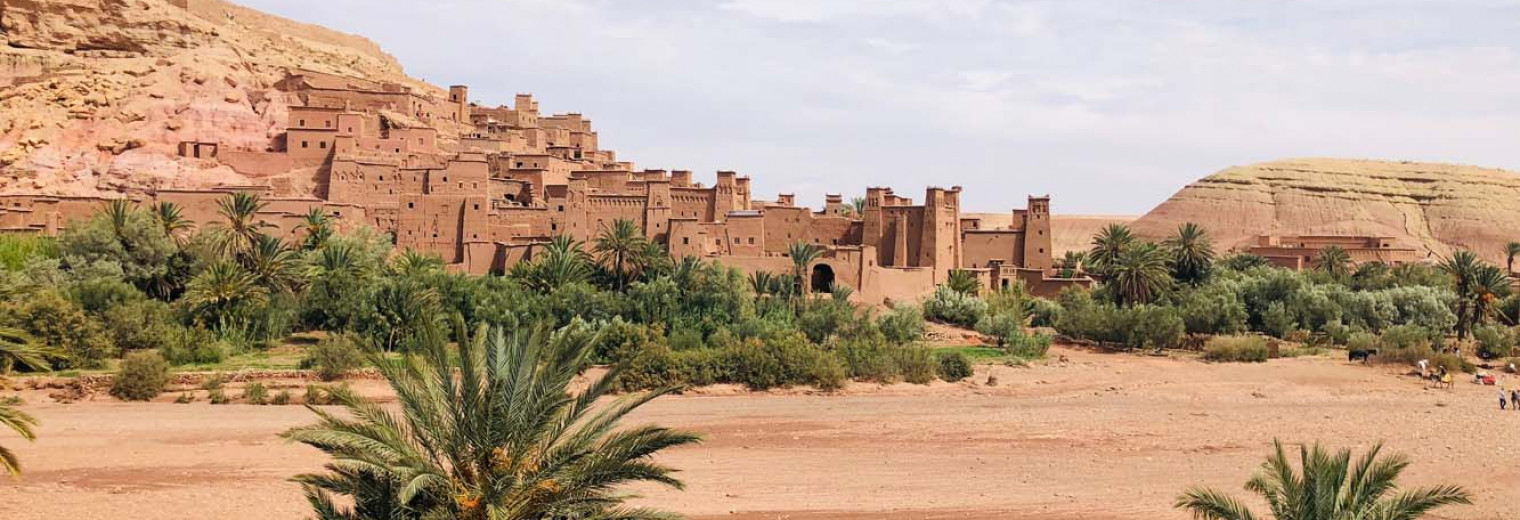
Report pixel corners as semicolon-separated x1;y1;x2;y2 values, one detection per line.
513;235;592;292
1060;250;1086;273
1088;224;1135;278
305;241;372;285
101;198;136;240
149;201;193;246
298;208;334;251
1470;264;1510;329
389;249;445;278
1109;242;1171;306
211;192;272;262
0;327;58;375
184;261;269;329
1312;246;1353;280
849;196;867;217
283;321;701;520
246;234;301;295
0;400;37;477
1440;250;1485;339
593;219;649;291
1165;223;1214;285
1507;242;1520;275
788;241;823;296
946;269;981;295
1176;440;1470;520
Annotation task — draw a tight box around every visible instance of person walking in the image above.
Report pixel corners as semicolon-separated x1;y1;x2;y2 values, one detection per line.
1502;387;1509;410
1512;388;1519;412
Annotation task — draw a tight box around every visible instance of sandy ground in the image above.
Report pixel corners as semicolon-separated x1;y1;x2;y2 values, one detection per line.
2;346;1517;520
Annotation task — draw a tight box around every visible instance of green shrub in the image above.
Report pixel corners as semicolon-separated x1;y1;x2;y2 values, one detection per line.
1201;336;1270;363
271;390;292;406
243;382;269;405
1382;324;1438;350
110;350;169;401
102;299;177;352
200;373;227;391
935;351;973;382
208;388;230;405
893;346;936;385
9;290;115;369
923;286;987;327
878;304;926;345
173;392;193;404
300;334;365;381
1474;325;1516;359
975;312;1025;350
1027;297;1061;328
161;326;229;366
303;384;328;405
723;334;844;391
1006;332;1053;358
1346;332;1379;353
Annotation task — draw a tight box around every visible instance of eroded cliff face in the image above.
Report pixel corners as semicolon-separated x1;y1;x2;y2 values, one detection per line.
0;0;417;197
1131;158;1520;264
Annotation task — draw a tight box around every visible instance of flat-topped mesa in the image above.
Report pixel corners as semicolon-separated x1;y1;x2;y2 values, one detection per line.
1131;158;1520;265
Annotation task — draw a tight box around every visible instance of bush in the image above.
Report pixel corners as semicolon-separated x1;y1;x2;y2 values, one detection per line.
936;351;973;382
161;326;229;366
208;388;230;405
201;373;227;390
975;312;1025;350
923;286;987;327
723;334;845;391
303;384;328;405
1006;332;1053;358
878;304;926;345
1474;325;1516;359
300;334;365;381
243;382;269;405
174;392;193;404
110;350;170;401
1201;336;1270;363
1382;324;1438;351
271;390;292;406
1027;298;1062;328
893;346;936;385
102;299;177;352
8;290;115;369
1346;332;1379;353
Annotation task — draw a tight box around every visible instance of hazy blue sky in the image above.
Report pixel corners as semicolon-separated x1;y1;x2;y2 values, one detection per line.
241;0;1520;215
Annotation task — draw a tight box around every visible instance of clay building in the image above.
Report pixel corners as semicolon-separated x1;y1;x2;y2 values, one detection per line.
1246;235;1425;270
0;70;1090;302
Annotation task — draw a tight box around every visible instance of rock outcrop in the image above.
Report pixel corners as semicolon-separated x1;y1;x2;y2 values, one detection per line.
1131;158;1520;264
0;0;427;197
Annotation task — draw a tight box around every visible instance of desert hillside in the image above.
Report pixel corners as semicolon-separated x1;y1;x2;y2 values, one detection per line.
0;0;448;197
1131;158;1520;264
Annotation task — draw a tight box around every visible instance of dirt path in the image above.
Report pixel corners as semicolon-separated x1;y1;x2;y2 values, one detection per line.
2;346;1516;520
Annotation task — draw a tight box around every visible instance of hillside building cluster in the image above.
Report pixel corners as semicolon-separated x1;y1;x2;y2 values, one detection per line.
0;71;1090;302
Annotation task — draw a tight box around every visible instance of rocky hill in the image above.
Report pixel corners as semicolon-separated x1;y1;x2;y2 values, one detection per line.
0;0;438;197
1131;158;1520;264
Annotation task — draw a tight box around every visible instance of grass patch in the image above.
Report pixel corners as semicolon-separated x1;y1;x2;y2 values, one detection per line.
1201;336;1270;363
935;345;1044;364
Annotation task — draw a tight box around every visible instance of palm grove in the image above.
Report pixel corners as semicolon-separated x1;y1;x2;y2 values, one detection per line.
0;196;1500;519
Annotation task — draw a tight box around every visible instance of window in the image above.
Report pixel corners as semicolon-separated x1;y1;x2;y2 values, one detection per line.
325;120;331;128
473;204;480;210
319;141;327;149
682;237;690;245
408;202;415;209
749;237;756;245
299;119;306;126
557;205;564;212
551;223;558;231
301;141;309;148
732;237;740;244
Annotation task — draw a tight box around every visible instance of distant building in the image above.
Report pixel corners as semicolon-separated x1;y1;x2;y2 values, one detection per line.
1247;235;1423;270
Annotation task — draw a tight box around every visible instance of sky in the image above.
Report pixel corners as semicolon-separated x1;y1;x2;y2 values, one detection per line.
240;0;1520;215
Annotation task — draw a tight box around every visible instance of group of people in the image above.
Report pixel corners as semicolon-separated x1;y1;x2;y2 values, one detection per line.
1502;387;1520;411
